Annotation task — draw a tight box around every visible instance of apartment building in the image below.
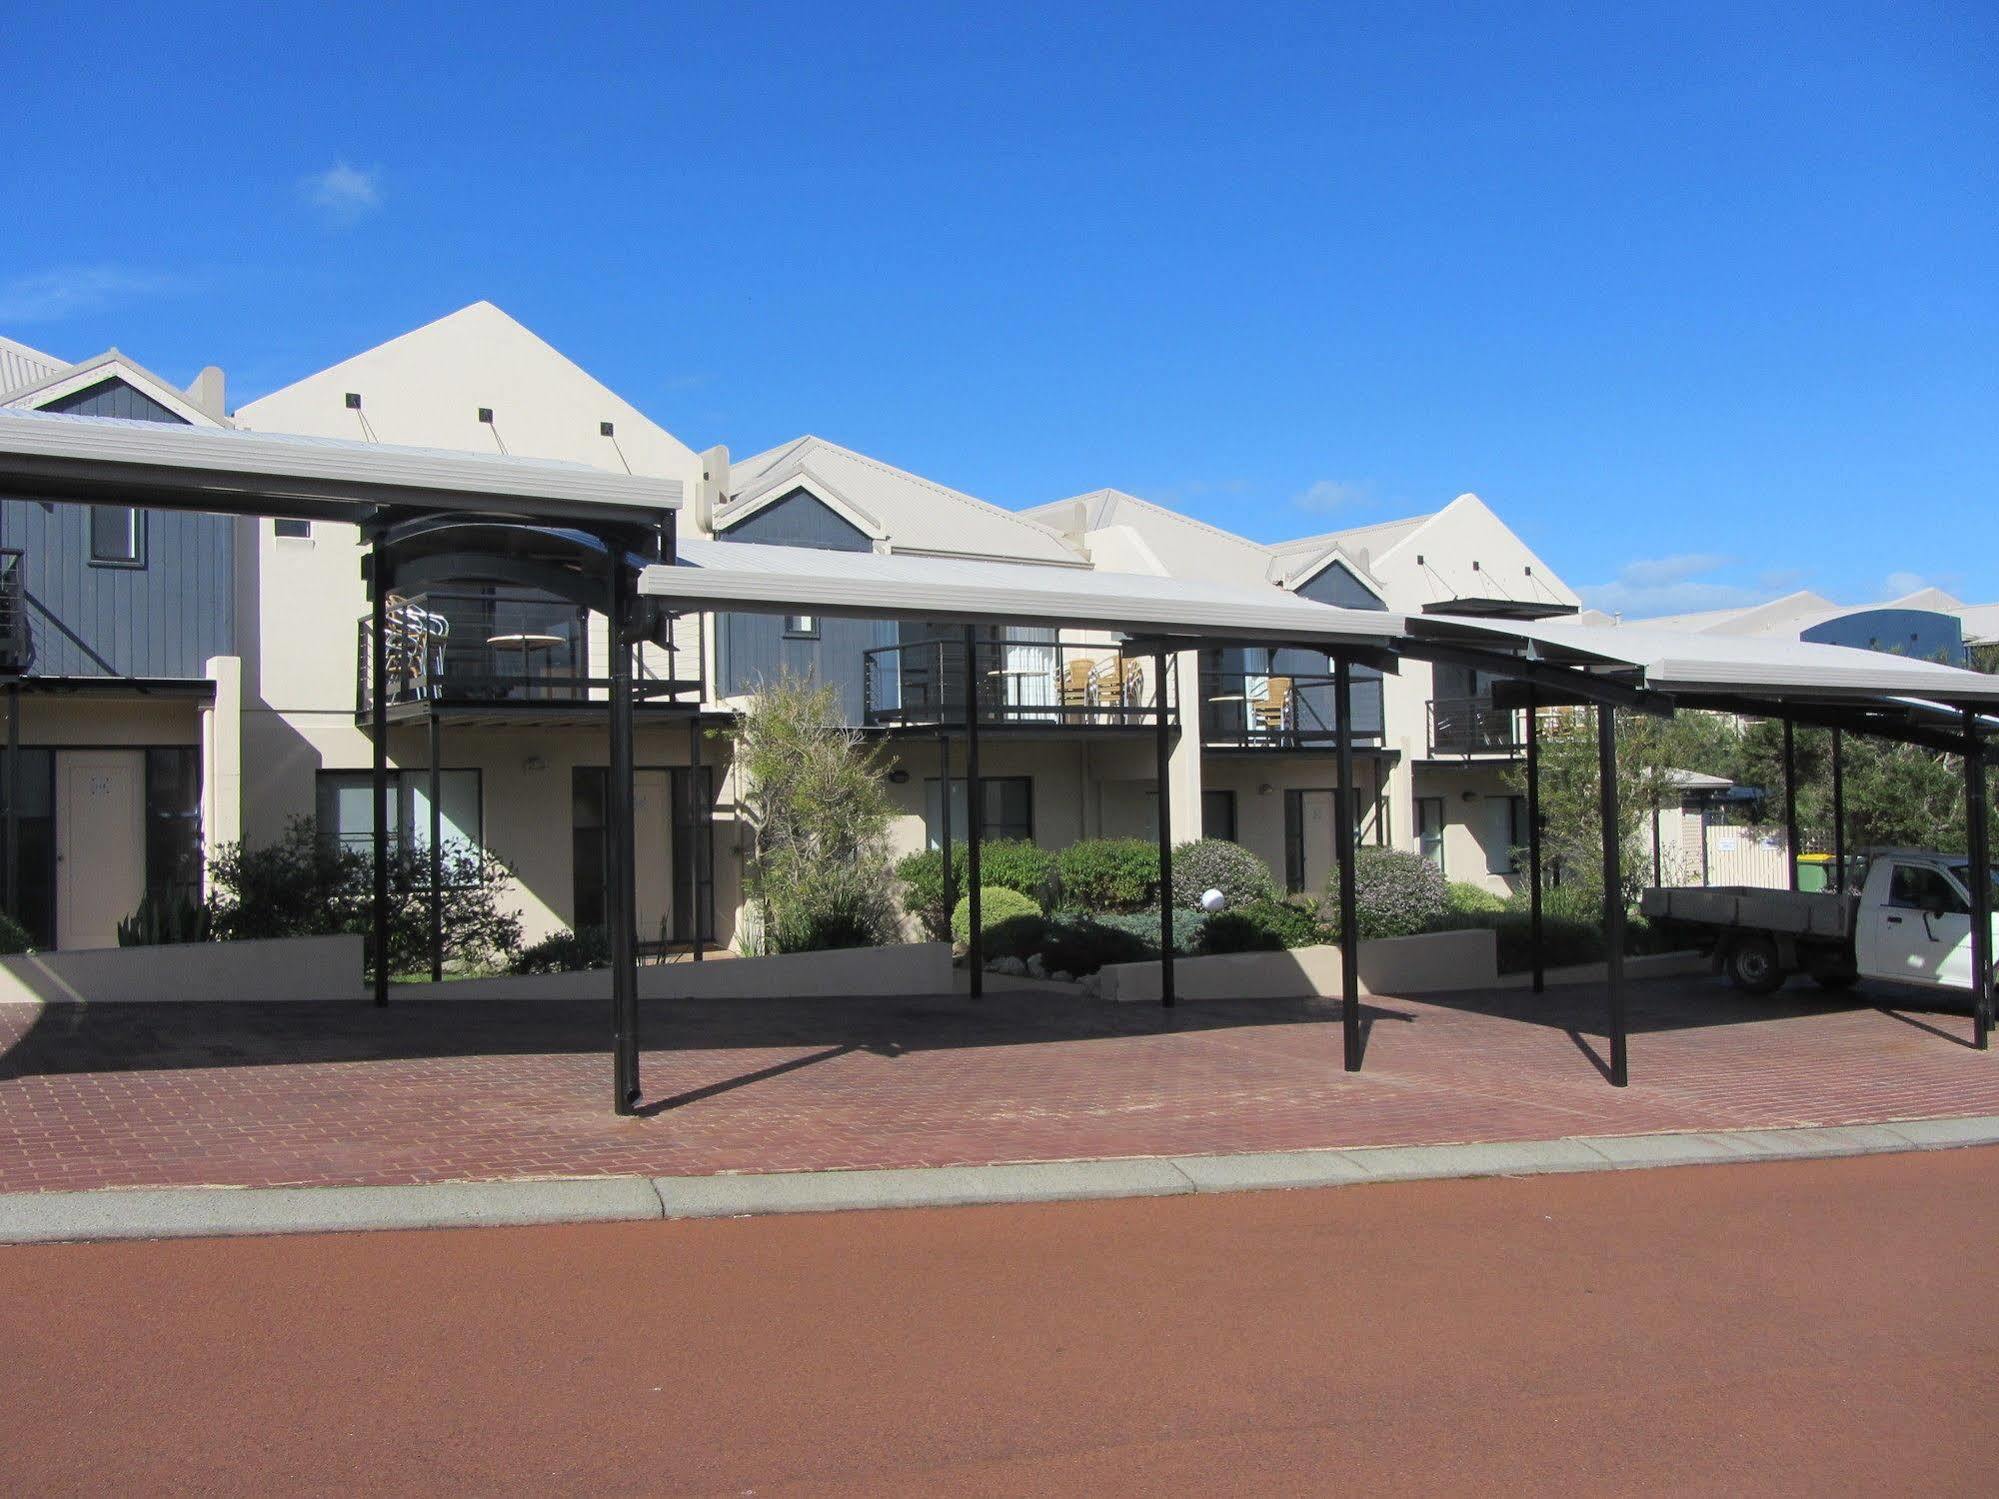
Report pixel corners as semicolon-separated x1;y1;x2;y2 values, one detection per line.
0;302;1584;950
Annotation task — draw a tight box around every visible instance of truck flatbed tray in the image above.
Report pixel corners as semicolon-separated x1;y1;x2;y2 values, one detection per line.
1639;886;1855;940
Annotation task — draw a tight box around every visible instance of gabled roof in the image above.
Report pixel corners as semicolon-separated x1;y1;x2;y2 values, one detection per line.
1266;513;1433;573
0;334;64;397
720;435;1081;565
236;300;695;477
1021;489;1283;588
0;346;227;427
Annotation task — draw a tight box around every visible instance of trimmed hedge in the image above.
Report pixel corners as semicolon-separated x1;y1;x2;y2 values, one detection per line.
1056;838;1159;914
1197;896;1330;955
1445;881;1507;915
897;840;1059;939
510;926;611;974
1169;838;1275;911
1350;847;1449;940
952;887;1045;955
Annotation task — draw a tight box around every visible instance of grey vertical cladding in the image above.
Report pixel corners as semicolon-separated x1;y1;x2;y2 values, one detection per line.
0;378;234;680
714;488;889;720
1286;563;1385;737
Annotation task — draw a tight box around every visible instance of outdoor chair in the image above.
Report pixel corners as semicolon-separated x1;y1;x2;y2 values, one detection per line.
1252;676;1293;737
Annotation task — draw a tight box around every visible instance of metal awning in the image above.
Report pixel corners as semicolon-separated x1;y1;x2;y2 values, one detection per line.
0;409;679;532
646;539;1405;652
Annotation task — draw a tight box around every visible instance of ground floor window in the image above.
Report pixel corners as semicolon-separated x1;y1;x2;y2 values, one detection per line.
572;766;714;944
1417;796;1445;873
315;769;482;864
924;776;1033;846
0;748;55;947
1202;788;1238;843
145;747;203;905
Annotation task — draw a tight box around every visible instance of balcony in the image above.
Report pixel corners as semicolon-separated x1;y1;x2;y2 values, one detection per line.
1200;670;1384;751
1427;696;1523;757
0;549;25;675
862;637;1174;730
357;589;703;721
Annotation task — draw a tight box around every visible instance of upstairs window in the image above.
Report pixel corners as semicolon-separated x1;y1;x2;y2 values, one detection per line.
274;518;312;540
90;506;145;567
784;614;820;639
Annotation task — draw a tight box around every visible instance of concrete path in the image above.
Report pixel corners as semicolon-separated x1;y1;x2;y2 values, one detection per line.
5;1113;1995;1244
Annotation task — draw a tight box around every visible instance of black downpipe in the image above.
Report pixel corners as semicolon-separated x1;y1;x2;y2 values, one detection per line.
1598;704;1628;1086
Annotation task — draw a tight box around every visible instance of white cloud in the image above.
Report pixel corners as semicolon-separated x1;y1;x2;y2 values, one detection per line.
1577;553;1777;619
1292;479;1370;513
1882;570;1928;597
0;265;166;324
301;162;382;222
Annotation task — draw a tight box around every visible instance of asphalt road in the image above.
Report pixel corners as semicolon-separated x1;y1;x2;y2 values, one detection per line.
5;1149;1995;1496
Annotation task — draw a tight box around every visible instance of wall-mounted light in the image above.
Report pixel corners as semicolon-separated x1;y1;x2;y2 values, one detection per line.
523;755;548;774
887;768;910;785
1461;790;1479;803
1258;783;1275;796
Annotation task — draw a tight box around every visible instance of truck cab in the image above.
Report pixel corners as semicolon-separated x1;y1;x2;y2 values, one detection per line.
1856;851;1996;992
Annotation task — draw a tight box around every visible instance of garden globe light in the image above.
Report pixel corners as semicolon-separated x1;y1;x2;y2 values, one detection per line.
1200;888;1227;913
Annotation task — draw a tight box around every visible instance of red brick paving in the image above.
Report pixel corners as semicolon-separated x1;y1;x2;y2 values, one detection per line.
1;978;1996;1192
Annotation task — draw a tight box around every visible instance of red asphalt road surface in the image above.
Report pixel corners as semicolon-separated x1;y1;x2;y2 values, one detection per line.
5;1150;1996;1497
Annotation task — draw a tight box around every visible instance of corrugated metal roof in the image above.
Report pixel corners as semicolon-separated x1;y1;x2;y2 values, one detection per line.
0;334;66;398
1421;613;1999;703
1023;489;1284;588
654;538;1404;645
0;408;680;521
721;436;1080;564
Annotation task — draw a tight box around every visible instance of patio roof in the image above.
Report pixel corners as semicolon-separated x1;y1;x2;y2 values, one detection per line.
0;408;679;533
648;538;1406;651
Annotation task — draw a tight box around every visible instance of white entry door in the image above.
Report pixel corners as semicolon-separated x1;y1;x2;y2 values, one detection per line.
57;750;146;950
1299;791;1339;895
633;769;672;947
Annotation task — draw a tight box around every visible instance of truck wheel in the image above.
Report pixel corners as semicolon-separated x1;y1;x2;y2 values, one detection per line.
1726;937;1785;995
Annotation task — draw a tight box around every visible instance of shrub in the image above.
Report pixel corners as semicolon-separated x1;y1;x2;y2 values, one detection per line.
206;817;521;977
509;926;611;974
897;840;1058;939
117;889;214;947
1198;895;1330;954
0;908;29;955
1169;838;1275;911
1056;838;1159;913
1445;881;1507;915
733;677;902;954
1072;908;1207;955
1036;915;1159;976
1347;846;1449;940
951;887;1045;956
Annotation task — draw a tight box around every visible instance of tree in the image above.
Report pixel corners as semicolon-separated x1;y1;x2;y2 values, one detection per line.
1508;706;1742;898
730;675;903;953
1736;719;1989;856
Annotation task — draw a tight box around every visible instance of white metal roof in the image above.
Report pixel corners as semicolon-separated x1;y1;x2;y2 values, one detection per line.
0;334;65;397
0;407;680;523
721;436;1080;565
649;538;1406;646
1420;612;1999;704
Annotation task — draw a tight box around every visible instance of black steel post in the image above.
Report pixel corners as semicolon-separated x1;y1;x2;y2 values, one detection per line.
1966;709;1991;1052
4;682;17;922
1526;689;1545;994
370;550;390;1007
689;713;704;962
937;731;954;937
427;713;443;984
608;558;641;1113
1830;728;1846;890
1335;656;1361;1070
1651;803;1663;888
964;626;983;998
1598;703;1628;1087
1782;717;1800;892
1155;647;1175;1009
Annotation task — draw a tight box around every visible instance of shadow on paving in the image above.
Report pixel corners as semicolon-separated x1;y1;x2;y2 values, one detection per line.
0;987;1410;1086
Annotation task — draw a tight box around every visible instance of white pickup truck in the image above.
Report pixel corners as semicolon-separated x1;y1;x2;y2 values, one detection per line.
1640;849;1998;996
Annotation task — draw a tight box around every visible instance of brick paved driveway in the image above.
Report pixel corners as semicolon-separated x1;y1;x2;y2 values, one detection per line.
2;977;1995;1192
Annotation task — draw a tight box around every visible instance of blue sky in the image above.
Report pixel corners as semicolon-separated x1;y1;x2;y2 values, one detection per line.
4;1;1994;615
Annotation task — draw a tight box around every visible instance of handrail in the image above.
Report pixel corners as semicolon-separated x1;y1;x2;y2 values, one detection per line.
862;635;1174;728
1198;668;1382;749
0;548;26;673
1427;694;1522;756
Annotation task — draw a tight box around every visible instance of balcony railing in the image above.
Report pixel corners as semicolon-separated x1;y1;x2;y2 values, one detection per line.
357;589;702;716
1199;670;1384;750
1427;696;1523;756
862;637;1174;729
0;549;26;675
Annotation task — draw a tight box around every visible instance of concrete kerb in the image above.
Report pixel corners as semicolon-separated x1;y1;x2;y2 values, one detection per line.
3;1117;1996;1245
